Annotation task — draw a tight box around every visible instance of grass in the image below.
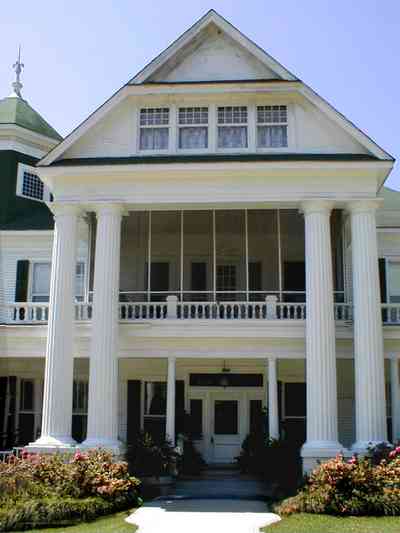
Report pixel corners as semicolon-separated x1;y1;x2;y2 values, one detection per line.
264;513;400;533
17;510;137;533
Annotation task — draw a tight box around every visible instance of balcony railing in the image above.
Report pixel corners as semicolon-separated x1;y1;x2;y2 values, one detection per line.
5;299;400;325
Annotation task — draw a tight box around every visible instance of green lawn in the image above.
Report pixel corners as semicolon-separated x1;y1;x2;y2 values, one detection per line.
265;513;400;533
17;510;137;533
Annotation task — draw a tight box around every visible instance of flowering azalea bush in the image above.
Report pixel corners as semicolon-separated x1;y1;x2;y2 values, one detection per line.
0;449;141;531
277;445;400;516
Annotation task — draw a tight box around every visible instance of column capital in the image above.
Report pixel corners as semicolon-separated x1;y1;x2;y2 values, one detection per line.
300;199;335;215
347;198;383;214
92;203;126;217
48;202;82;217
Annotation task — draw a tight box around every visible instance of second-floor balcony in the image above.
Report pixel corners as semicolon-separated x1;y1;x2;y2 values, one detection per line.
6;298;400;326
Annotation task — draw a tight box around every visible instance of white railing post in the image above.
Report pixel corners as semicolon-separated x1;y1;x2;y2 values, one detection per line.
166;295;178;319
265;295;278;319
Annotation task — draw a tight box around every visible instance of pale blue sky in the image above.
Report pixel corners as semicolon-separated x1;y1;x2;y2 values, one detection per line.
1;0;398;189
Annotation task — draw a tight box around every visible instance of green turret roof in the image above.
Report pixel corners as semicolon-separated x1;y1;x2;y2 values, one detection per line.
0;95;62;141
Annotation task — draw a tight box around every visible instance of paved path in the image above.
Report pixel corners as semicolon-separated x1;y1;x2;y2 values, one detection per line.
126;469;281;532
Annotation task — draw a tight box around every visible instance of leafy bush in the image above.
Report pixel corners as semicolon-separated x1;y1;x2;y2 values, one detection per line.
277;445;400;516
178;437;206;475
236;432;302;491
126;431;177;477
0;449;141;531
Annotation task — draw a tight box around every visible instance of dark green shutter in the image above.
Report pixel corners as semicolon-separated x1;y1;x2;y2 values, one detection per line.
15;260;29;302
127;380;141;446
175;380;185;437
6;377;17;448
379;258;387;303
0;377;7;448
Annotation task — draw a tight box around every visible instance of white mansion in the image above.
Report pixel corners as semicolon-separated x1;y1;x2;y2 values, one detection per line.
0;10;398;471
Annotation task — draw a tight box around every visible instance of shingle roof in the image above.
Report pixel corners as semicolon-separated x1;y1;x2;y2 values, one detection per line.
0;95;62;141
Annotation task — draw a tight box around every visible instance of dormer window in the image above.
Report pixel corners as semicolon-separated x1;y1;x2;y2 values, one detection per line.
139;108;169;150
257;105;288;148
217;106;248;149
16;163;52;202
178;107;208;149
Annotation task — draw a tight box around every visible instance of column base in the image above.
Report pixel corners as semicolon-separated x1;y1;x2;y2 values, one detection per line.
351;440;389;455
301;440;345;473
79;437;125;456
25;435;77;454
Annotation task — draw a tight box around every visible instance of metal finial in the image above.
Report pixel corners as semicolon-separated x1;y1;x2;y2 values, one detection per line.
12;46;24;97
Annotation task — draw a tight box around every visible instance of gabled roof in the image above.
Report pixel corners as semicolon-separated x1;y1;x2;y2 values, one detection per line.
38;9;394;167
129;9;298;84
0;95;62;141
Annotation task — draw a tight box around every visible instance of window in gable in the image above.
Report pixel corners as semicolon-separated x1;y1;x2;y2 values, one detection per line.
139;108;169;150
257;105;288;148
217;106;248;149
178;107;208;149
16;164;52;202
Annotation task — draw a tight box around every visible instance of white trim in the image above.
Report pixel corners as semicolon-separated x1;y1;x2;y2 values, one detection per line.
129;10;297;84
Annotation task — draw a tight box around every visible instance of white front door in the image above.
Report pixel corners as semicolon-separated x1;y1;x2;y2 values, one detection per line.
209;391;244;464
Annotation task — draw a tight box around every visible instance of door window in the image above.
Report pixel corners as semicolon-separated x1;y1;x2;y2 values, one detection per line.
214;400;238;435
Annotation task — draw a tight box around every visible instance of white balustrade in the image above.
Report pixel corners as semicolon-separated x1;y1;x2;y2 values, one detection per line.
5;300;399;324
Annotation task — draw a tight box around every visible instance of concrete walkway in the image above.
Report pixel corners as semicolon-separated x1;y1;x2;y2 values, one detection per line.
126;469;281;532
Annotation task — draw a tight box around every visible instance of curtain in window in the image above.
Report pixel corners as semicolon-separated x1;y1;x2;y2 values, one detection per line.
140;128;169;150
32;263;51;302
257;125;287;148
179;127;208;149
218;126;247;148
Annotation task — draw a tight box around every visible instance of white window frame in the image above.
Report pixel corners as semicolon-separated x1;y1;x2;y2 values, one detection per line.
177;106;209;153
385;257;400;303
138;107;170;154
16;163;52;203
28;261;86;302
216;106;249;152
256;105;289;151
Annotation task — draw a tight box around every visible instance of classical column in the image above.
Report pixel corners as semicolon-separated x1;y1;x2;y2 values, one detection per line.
28;204;79;451
81;204;123;452
301;200;342;463
390;356;400;443
349;200;387;451
268;357;279;440
166;356;176;446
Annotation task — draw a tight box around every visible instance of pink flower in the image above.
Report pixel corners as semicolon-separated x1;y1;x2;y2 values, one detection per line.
348;456;357;464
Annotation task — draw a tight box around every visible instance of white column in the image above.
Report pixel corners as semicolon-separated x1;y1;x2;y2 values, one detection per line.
390;356;400;443
349;200;387;451
28;204;79;451
81;204;123;452
301;200;341;461
166;356;176;446
268;357;279;440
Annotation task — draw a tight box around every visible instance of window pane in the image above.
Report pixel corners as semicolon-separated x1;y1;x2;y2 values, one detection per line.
179;107;208;124
144;382;166;415
140;108;169;125
217;106;247;124
179;127;208;149
151;212;181;296
248;210;279;298
22;171;44;200
280;210;305;301
183;211;213;301
120;212;149;301
257;105;287;124
218;126;247;148
214;400;238;434
140;128;169;150
75;263;85;300
257;125;287;148
32;263;51;301
389;263;400;303
20;380;34;411
216;210;246;300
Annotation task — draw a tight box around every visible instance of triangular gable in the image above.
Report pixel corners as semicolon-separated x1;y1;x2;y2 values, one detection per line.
130;10;297;84
39;9;393;166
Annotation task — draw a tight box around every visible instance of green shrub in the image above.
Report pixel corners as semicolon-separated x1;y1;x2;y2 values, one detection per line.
0;449;141;531
277;446;400;516
126;431;177;477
